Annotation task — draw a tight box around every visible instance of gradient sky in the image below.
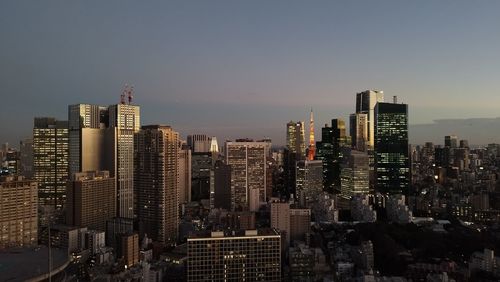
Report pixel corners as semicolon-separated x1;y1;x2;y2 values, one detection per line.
1;1;500;146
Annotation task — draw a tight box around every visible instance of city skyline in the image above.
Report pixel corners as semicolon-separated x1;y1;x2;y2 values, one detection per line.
2;1;500;145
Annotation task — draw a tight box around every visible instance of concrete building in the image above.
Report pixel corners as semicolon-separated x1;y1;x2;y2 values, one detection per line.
68;102;140;219
226;140;269;211
351;194;377;222
0;176;38;249
106;217;134;250
341;150;370;199
355;90;384;149
191;152;212;201
135;125;179;245
271;202;290;244
187;229;281;281
33;117;69;209
66;171;116;231
290;208;311;242
187;134;211;153
350;113;368;152
178;143;192;204
295;160;323;207
117;233;140;267
213;160;231;210
19;138;34;178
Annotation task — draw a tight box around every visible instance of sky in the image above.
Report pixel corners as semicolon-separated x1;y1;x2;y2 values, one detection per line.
1;1;500;146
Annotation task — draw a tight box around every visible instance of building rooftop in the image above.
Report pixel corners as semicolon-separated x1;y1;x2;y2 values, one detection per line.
188;228;280;240
0;247;70;282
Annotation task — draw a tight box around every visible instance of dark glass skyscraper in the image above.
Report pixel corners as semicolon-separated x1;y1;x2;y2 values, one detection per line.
374;102;410;195
316;119;347;193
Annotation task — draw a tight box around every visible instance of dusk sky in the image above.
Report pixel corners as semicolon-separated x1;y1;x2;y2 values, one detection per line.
1;1;500;146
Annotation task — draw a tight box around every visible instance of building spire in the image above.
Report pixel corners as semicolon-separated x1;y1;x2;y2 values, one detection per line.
307;108;316;160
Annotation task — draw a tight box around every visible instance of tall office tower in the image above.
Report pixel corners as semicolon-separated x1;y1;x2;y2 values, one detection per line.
307;109;316;161
108;103;140;218
187;134;211;153
374;101;410;195
178;143;192;204
1;148;19;175
445;135;458;148
106;217;134;250
285;121;306;198
69;102;140;219
187;229;281;282
213;160;232;210
135;125;179;245
0;176;38;248
355;90;384;149
19;138;34;178
66;171;116;231
460;139;469;148
350;113;368;152
33;117;69;209
295;160;323;207
340;150;370;199
226;141;268;211
286;121;306;157
68;104;107;177
271;202;291;244
191;152;213;201
316;119;347;193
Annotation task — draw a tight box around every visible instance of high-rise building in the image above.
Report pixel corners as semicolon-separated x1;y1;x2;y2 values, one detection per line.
179;143;192;204
33;117;69;209
213;160;231;210
187;134;211;153
316;119;347;193
350;113;368;152
117;233;139;267
285;121;306;198
0;176;38;248
69;102;140;219
286;121;306;157
226;141;268;211
271;202;290;244
295;160;323;207
191;152;213;201
290;208;311;242
135;125;179;245
19;138;34;178
340;150;370;199
445;135;458;148
108;103;140;219
187;229;281;282
66;171;116;231
374;101;410;194
355;90;384;149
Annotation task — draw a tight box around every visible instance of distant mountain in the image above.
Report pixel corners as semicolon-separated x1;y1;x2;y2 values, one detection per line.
410;117;500;146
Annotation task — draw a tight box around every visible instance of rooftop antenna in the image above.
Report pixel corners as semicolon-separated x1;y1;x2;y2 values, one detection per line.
128;85;134;104
120;84;127;104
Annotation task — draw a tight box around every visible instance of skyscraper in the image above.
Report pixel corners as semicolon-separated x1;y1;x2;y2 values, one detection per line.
66;171;116;231
350;113;368;152
316;119;347;193
19;138;34;179
191;152;213;201
295;160;323;207
135;125;179;245
445;135;458;148
108;103;140;218
187;134;211;153
226;140;268;211
374;101;409;195
69;101;140;219
340;149;370;199
355;90;384;149
178;142;192;204
33;117;69;209
286;121;306;157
